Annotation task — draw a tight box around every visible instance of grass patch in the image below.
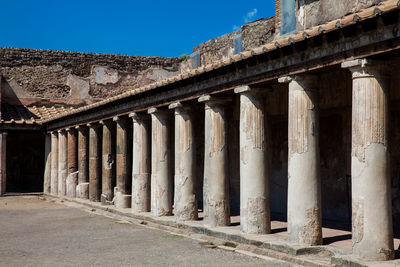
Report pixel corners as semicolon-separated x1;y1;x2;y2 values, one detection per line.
162;234;184;239
116;220;131;225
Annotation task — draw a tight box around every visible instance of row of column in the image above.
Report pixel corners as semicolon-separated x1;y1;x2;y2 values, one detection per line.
43;58;394;261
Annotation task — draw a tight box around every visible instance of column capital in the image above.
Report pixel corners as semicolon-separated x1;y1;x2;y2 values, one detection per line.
278;74;319;84
147;107;170;115
168;102;183;109
342;58;391;77
129;112;149;122
99;119;113;126
57;129;66;133
86;122;101;128
234;85;269;95
198;95;232;105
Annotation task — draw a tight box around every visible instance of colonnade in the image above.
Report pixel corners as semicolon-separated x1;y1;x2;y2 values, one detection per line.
44;58;395;261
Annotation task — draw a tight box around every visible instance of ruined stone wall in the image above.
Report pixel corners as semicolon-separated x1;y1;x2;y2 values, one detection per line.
296;0;385;31
180;17;276;73
0;47;181;107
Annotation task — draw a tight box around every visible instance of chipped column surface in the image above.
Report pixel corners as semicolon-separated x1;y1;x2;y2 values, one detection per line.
66;128;78;198
50;132;59;195
199;95;231;227
279;75;322;246
76;126;89;199
88;124;102;202
169;103;198;221
148;108;173;217
57;130;68;196
130;113;151;212
0;133;7;196
235;86;270;234
114;117;131;208
43;134;51;194
100;120;115;205
343;59;394;261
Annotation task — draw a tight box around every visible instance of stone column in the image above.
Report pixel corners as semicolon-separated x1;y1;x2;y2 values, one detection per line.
148;108;173;216
88;123;102;202
279;75;322;246
0;133;7;196
100;120;115;205
66;128;78;198
76;125;89;199
234;86;270;234
169;103;198;221
198;95;231;227
43;133;51;194
342;59;394;261
129;112;151;212
113;116;131;208
58;130;68;196
50;131;59;195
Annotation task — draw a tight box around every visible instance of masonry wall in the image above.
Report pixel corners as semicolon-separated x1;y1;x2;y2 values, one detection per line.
296;0;385;31
0;48;181;107
180;17;276;73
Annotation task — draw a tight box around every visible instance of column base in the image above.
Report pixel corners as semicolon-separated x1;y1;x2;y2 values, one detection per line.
76;183;89;199
101;193;113;205
115;192;131;209
66;172;78;198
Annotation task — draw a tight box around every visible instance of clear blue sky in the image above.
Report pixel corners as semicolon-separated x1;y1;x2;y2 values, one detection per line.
2;1;276;57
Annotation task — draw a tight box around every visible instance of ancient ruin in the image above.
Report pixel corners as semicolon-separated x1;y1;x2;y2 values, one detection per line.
2;0;400;265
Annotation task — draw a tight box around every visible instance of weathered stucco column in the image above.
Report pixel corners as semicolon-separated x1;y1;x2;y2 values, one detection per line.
342;59;394;261
0;133;7;196
198;95;231;227
50;131;59;195
88;123;102;202
234;86;270;234
76;126;89;199
129;112;151;212
66;128;78;198
58;129;68;196
43;133;51;194
114;116;131;208
169;102;198;221
100;120;115;205
279;75;322;246
148;108;173;216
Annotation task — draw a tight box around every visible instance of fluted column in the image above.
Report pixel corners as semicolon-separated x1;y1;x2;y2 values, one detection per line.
148;108;173;216
114;116;131;208
279;75;322;245
234;86;270;234
76;126;89;199
198;95;231;227
66;128;78;198
58;130;68;196
88;123;102;202
342;59;394;261
43;133;51;194
169;103;198;221
100;119;115;205
50;131;59;195
0;132;7;196
129;112;151;212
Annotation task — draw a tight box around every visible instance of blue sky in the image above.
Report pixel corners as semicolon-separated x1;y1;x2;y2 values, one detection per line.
2;1;276;57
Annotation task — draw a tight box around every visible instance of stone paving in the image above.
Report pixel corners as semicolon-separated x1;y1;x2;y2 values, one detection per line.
0;196;284;267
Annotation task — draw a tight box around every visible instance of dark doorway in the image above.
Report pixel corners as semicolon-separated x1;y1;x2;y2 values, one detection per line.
6;131;45;193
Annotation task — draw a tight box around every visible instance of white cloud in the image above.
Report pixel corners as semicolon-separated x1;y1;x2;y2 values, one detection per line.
244;8;258;23
233;8;258;31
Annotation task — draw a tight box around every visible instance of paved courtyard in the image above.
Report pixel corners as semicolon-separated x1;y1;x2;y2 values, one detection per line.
0;196;272;267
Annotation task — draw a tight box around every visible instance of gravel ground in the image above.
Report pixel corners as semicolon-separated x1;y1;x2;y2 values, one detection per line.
0;196;270;267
